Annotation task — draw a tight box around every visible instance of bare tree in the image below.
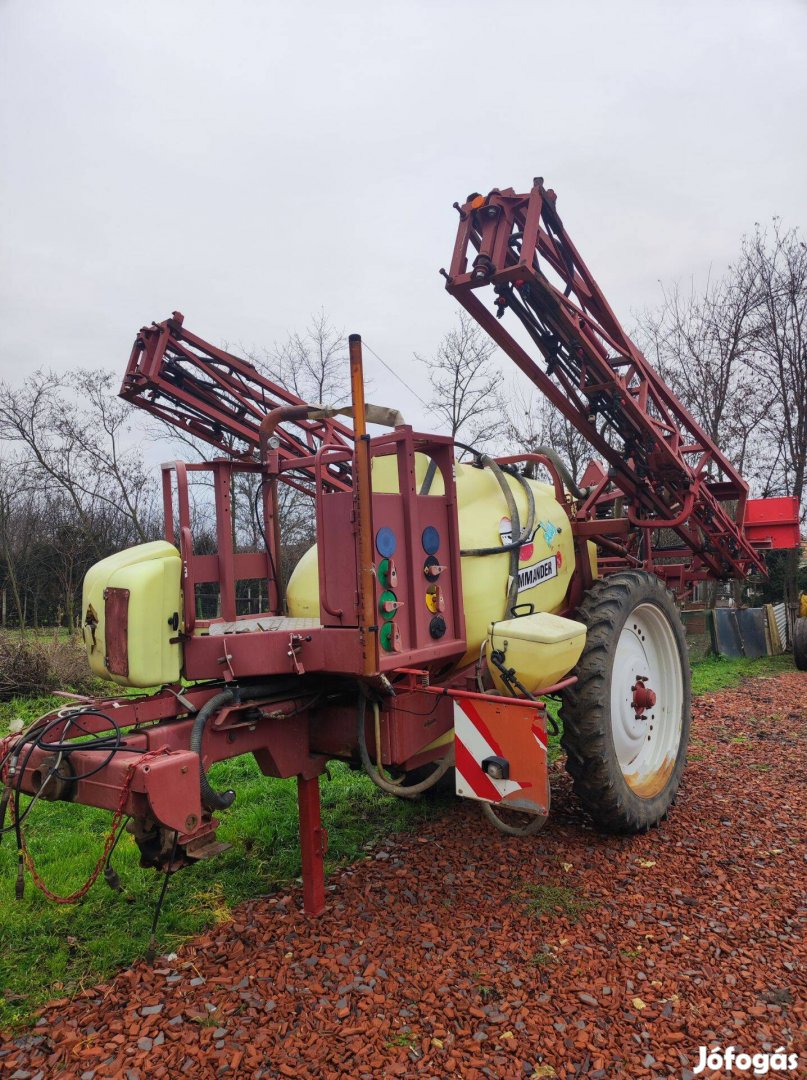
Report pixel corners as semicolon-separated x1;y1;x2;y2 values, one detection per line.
504;382;591;483
0;369;157;544
246;311;354;578
259;309;350;406
635;222;807;607
636;259;770;481
0;369;164;625
59;370;157;543
0;371;94;529
744;220;807;606
0;457;35;627
419;310;506;450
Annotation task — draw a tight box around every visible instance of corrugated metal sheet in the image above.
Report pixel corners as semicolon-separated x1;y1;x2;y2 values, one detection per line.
765;604;784;654
773;602;788;648
711;609;744;657
708;606;782;658
736;608;768;658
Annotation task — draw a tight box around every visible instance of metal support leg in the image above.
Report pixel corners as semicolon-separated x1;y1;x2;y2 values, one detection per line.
297;773;327;915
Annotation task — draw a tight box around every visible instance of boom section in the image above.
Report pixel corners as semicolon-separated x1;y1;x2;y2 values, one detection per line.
444;180;767;584
121;311;354;494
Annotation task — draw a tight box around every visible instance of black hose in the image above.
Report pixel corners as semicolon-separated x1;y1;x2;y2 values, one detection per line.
419;458;439;495
528;445;592;501
190;690;242;810
488;648;560;735
190;682;298;810
504;472;537;620
459;454;529;557
37;710;122;781
5;710;121;852
455;456;536;621
482;798;548;836
356;689;453;798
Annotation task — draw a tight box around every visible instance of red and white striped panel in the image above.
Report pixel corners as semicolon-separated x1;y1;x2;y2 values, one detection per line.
454;696;549;816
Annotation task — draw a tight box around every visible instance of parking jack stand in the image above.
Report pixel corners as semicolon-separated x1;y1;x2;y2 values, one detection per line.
297;773;327;915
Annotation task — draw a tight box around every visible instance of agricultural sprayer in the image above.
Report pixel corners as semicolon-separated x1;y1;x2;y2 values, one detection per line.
1;180;799;921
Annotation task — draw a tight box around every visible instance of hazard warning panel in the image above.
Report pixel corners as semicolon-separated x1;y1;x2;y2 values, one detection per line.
453;695;550;817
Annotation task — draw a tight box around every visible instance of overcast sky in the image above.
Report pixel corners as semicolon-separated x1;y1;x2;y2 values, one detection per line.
1;0;805;434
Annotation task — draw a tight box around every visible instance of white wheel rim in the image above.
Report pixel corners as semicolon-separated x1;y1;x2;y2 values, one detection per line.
610;602;683;798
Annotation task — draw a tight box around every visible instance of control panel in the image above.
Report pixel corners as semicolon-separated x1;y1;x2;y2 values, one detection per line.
318;429;467;671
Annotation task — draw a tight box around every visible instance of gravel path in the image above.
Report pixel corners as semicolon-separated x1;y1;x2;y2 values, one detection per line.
2;670;805;1079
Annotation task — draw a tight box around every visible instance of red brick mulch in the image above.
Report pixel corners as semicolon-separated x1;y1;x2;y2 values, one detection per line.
2;671;805;1079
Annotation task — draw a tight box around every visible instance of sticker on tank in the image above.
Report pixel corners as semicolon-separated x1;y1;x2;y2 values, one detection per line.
499;517;559;563
517;554;559;593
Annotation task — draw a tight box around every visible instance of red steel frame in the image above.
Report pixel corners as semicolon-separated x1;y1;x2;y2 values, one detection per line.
122;311;355;495
3;338;485;915
443;179;776;596
4;183;799;917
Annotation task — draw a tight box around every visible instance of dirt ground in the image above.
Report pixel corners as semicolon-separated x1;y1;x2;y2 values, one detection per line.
1;671;805;1080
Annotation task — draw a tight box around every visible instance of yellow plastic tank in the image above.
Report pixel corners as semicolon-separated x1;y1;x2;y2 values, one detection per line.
487;611;586;694
287;454;595;670
82;541;183;688
450;460;575;667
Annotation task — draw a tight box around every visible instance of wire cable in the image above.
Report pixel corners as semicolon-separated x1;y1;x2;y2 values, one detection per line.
361;341;430;408
253;480;280;606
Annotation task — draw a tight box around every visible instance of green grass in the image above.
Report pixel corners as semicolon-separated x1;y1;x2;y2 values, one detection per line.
688;652;792;695
386;1030;417;1049
516;882;595;922
527;946;559;967
0;694;444;1030
0;651;795;1029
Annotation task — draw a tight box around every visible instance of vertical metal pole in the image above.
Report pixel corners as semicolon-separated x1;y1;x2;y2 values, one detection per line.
297;774;326;916
161;468;175;545
349;334;379;676
263;475;283;615
214;462;236;622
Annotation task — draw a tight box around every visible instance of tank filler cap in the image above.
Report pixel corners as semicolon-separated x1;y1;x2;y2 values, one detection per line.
376;527;397;557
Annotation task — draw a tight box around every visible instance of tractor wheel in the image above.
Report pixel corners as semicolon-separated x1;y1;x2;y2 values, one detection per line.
560;570;691;833
794;618;807;671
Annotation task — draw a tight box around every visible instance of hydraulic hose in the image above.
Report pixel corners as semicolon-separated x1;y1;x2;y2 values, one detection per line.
190;682;297;810
529;446;592;501
190;691;238;810
504;472;537;620
456;455;536;620
357;689;454;798
481;797;549;836
458;455;533;557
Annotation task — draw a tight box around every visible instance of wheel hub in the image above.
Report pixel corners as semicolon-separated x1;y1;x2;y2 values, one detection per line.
610;602;683;798
631;677;656;716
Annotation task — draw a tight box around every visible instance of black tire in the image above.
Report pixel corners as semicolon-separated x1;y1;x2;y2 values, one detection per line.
401;763;456;795
794;618;807;671
560;570;691;833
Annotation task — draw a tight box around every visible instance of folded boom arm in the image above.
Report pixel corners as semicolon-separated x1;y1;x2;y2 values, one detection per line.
444;179;776;591
120;311;354;494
